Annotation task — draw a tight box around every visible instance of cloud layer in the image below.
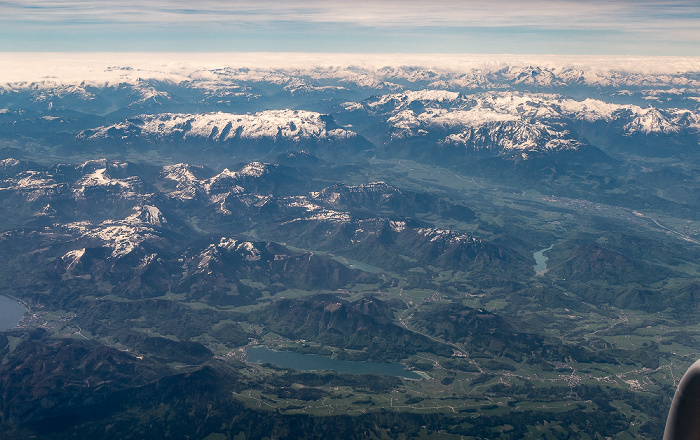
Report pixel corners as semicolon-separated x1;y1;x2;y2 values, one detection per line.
1;0;699;54
2;0;696;28
3;52;700;86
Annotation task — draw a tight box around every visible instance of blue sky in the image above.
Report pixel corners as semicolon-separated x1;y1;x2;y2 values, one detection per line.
1;0;699;55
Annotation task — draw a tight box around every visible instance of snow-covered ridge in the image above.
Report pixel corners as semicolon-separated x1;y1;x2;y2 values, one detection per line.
388;107;517;133
548;98;700;134
308;182;406;209
364;90;462;111
1;160;148;202
78;110;357;143
218;238;262;261
3;170;65;201
364;92;581;152
622;108;682;135
278;195;352;224
359;91;700;142
438;120;582;152
160;162;274;203
160;163;205;201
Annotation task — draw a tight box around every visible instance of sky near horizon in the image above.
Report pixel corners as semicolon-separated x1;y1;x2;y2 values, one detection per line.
0;0;699;55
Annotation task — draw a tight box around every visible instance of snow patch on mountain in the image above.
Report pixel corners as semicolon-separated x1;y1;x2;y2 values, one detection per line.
89;224;159;259
125;205;167;226
237;161;269;178
278;195;351;224
161;163;206;201
306;209;352;223
138;253;158;270
366;90;462;112
390;220;407;233
498;66;565;87
160;162;274;205
441;120;581;152
62;248;86;270
388;107;518;137
194;237;264;274
73;168;142;199
62;210;163;259
10;171;64;201
29;84;97;103
35;204;57;217
623;108;681;135
0;158;21;168
337;74;403;91
556;98;626;122
417;228;479;244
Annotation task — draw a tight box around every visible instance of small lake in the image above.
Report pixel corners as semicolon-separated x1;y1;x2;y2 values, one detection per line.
246;346;422;379
0;295;26;331
533;244;554;275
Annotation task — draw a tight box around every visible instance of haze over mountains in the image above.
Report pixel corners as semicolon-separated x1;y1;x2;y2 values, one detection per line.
1;55;699;439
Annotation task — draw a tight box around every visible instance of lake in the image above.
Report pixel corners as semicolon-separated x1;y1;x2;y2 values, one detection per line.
533;244;554;275
246;346;422;379
0;295;26;331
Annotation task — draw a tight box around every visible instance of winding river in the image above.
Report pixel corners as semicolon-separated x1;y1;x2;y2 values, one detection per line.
246;346;422;379
0;295;26;331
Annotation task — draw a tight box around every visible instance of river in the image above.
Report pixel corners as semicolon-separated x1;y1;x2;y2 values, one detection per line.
245;346;422;379
0;295;26;331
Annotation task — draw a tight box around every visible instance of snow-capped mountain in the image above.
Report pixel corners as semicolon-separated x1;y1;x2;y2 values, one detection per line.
79;110;356;143
3;56;700;440
0;159;147;204
159;162;273;202
351;90;700;137
1;59;699;167
0;156;507;289
76;110;372;162
339;90;700;161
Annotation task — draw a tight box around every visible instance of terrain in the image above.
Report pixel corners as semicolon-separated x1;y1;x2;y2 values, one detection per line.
0;58;699;439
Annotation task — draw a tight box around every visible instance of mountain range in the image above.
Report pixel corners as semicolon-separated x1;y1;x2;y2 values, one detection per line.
1;60;699;439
